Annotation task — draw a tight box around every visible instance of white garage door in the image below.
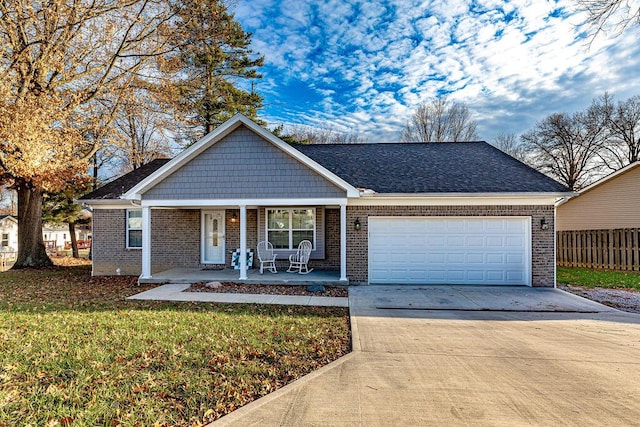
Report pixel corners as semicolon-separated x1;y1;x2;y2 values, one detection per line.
368;217;531;286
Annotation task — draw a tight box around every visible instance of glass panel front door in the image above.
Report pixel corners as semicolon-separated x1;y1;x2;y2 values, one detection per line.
203;211;225;263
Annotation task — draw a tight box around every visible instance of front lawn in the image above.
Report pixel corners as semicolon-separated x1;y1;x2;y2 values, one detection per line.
0;265;350;426
557;266;640;290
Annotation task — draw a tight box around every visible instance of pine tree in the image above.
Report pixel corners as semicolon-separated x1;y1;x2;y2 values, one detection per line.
161;0;264;142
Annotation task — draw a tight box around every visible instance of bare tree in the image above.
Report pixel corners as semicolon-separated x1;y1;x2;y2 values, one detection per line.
493;132;528;162
594;93;640;170
272;124;363;144
577;0;640;38
0;187;16;215
521;104;609;190
112;85;175;172
401;97;479;142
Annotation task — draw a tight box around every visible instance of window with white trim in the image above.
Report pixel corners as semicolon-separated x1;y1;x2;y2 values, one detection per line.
126;209;142;249
266;208;315;250
1;233;8;247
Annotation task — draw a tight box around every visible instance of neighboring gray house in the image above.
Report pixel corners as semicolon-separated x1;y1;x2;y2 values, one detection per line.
80;114;571;286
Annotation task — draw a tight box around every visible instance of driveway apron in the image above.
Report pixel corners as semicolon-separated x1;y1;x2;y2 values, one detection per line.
214;286;640;426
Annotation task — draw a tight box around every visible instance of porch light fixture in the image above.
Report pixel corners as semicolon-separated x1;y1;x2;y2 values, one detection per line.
354;218;361;231
231;212;238;223
540;218;549;230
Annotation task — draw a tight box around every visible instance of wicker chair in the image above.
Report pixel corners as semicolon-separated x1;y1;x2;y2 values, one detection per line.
257;241;278;274
287;240;313;274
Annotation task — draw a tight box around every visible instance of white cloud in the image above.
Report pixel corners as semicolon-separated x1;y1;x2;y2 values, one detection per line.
236;0;640;142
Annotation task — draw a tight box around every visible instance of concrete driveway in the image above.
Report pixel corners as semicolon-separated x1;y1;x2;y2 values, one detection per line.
214;286;640;426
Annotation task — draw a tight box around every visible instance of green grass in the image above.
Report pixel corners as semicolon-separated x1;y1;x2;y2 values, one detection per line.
557;266;640;290
0;266;350;426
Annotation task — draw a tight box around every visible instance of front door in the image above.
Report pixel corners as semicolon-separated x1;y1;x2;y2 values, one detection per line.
202;210;225;264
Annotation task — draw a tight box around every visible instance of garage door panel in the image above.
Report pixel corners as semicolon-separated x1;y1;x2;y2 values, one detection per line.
506;236;524;247
446;220;465;232
506;271;525;281
486;270;505;281
506;253;524;264
428;252;446;263
466;236;484;247
486;236;504;247
466;221;485;232
426;220;446;232
466;253;484;264
369;217;530;286
447;236;465;247
447;270;465;281
467;270;485;281
427;236;446;247
486;253;504;264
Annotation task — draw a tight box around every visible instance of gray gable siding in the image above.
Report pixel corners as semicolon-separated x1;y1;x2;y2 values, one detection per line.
143;126;346;200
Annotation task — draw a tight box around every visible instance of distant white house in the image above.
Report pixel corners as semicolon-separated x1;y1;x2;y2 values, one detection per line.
43;224;91;249
0;215;18;251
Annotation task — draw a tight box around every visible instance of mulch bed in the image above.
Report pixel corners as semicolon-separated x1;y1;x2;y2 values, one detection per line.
187;282;349;297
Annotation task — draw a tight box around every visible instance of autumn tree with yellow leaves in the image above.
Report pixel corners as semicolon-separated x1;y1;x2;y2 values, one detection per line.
0;0;173;267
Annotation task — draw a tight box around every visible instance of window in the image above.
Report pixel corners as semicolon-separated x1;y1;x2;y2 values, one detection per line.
266;208;315;250
1;233;8;247
126;209;142;249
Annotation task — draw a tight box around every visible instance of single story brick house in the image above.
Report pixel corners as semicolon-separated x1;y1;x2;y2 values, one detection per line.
80;114;571;286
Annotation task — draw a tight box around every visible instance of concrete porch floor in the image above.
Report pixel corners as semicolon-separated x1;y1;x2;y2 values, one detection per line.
139;267;346;285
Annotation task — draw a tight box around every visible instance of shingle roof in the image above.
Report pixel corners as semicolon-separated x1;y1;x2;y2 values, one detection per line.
80;142;570;201
0;215;16;222
296;142;569;193
79;159;171;200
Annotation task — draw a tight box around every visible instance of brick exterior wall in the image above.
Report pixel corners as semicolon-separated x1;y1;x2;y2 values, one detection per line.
308;208;340;270
346;205;556;287
92;208;258;275
151;209;200;273
92;209;142;275
223;209;258;268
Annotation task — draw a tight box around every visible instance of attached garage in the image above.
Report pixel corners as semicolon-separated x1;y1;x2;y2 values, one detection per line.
368;217;531;286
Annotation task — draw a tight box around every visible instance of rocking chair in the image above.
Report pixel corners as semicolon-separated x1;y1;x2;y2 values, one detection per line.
287;240;313;274
257;241;278;274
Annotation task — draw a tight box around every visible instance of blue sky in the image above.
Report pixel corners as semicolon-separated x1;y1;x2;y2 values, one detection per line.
234;0;640;142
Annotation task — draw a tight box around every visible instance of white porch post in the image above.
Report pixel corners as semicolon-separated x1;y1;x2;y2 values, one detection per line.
141;206;152;279
239;205;248;280
340;203;347;282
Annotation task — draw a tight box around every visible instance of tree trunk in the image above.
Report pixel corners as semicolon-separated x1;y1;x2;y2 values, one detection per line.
13;186;53;268
68;222;79;258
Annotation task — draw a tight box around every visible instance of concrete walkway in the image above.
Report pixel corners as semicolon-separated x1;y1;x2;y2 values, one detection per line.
213;286;640;426
127;283;348;307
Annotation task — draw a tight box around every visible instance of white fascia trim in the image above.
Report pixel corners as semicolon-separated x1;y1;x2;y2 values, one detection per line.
141;198;348;208
80;200;140;209
575;161;640;195
123;114;360;199
348;194;571;206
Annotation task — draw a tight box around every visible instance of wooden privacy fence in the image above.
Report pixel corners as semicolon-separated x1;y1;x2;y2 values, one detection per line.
557;228;640;271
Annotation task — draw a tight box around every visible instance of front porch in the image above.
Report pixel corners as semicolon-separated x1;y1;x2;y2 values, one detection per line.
139;267;345;285
138;202;349;284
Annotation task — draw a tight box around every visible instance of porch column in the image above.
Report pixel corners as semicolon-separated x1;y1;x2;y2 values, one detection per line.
239;205;248;280
340;203;347;281
141;206;152;279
